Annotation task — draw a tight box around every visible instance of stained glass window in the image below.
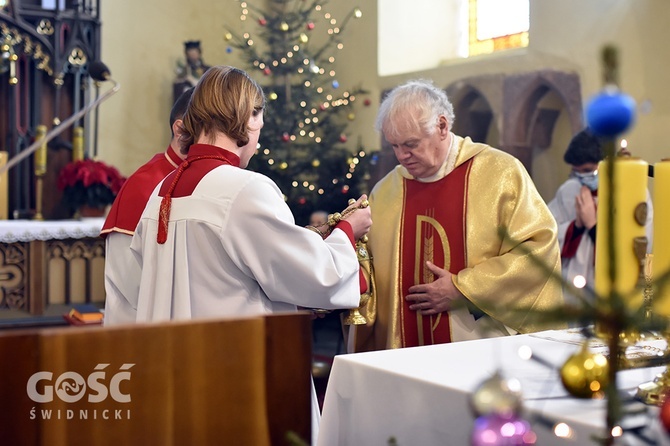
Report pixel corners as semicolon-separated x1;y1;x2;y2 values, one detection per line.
469;0;529;56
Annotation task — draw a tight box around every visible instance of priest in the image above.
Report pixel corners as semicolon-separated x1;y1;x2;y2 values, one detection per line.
351;79;565;352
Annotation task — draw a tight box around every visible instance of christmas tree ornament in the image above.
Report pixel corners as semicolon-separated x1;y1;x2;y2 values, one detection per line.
560;342;609;399
353;8;363;18
471;413;537;446
585;85;636;137
268;92;278;101
226;47;233;54
347;113;355;121
332;80;340;88
339;134;347;143
312;159;320;167
263;67;271;75
281;132;290;142
299;33;309;43
364;98;371;106
259;18;267;26
224;32;232;41
469;371;523;417
279;161;288;170
307;22;315;30
280;21;289;31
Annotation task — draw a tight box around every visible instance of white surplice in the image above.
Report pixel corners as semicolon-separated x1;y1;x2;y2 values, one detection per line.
127;159;361;445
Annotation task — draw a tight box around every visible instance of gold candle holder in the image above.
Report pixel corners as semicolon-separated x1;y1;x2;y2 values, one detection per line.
72;126;84;161
33;124;47;221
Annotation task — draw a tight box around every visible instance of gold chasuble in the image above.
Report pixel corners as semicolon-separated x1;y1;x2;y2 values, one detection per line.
353;135;565;352
399;160;471;347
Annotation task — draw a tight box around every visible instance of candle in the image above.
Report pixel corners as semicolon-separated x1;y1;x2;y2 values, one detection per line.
34;124;47;176
653;160;670;317
594;157;648;312
72;126;84;161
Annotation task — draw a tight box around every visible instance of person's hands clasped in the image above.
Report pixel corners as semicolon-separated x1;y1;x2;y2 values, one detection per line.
405;261;465;316
575;185;597;229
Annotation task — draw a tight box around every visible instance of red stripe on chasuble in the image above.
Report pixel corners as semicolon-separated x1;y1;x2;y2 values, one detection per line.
399;159;473;347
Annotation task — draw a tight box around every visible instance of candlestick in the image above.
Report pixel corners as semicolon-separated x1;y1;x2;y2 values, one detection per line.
72;126;84;161
653;160;670;317
594;157;649;312
34;125;47;177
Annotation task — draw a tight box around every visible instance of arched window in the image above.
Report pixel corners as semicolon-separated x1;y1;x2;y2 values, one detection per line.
378;0;529;76
469;0;529;56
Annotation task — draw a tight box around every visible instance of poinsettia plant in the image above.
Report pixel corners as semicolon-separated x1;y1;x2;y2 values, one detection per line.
57;159;126;213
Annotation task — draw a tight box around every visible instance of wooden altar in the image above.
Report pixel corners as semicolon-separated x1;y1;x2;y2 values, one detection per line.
0;218;105;322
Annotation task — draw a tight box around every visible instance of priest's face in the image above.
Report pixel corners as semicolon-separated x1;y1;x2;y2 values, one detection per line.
385;114;451;179
239;109;264;168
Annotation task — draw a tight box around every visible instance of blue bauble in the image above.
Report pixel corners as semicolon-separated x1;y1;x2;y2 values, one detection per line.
585;88;636;137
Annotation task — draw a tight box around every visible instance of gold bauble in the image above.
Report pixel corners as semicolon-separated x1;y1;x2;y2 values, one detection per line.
312;159;320;167
560;342;609;399
224;32;233;41
347;113;355;121
268;92;278;101
469;371;523;417
279;161;288;170
280;21;289;32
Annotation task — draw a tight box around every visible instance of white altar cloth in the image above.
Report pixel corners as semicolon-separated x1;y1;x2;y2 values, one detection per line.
0;218;105;243
318;330;670;445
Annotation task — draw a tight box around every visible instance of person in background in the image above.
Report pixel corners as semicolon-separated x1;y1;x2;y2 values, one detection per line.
309;210;328;227
350;79;564;352
120;66;371;444
100;87;193;325
547;127;653;305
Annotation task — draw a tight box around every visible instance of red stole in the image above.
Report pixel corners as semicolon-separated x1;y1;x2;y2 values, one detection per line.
399;159;473;347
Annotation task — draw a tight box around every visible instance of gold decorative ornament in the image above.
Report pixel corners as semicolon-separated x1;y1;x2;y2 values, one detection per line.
560;341;609;399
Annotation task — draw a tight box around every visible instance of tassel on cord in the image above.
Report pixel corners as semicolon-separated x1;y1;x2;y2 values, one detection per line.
156;155;231;244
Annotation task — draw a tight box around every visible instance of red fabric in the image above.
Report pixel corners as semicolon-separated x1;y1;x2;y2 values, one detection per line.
561;221;584;259
156;145;240;244
100;145;183;237
399;160;473;347
333;220;368;295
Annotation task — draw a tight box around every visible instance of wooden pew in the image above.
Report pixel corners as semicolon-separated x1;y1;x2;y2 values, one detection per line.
0;313;312;445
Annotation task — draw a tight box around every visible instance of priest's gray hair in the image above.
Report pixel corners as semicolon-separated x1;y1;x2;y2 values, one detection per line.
375;79;455;141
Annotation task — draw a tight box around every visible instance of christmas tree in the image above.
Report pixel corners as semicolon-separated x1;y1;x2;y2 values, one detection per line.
224;0;376;225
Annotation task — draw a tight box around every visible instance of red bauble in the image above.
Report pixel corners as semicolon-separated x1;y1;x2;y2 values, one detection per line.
259;18;267;26
263;67;271;76
298;197;307;205
339;134;347;143
364;98;371;107
307;22;315;30
281;132;290;142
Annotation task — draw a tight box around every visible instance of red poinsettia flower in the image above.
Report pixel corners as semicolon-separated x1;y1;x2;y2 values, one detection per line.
57;159;126;214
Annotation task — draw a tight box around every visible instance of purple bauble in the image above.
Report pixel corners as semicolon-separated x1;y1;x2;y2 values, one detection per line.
471;414;537;446
585;87;636;137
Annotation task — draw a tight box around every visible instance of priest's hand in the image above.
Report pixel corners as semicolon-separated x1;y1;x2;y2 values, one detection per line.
405;261;465;316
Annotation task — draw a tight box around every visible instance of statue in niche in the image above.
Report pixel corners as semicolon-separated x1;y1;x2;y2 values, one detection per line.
173;40;210;102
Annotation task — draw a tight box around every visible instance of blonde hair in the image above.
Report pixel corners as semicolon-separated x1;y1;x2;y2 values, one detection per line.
181;66;265;152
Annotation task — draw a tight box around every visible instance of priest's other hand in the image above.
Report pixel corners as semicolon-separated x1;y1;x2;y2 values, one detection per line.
405;261;465;315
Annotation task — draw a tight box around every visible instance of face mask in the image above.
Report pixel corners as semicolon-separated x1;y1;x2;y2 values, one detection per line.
573;170;599;191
